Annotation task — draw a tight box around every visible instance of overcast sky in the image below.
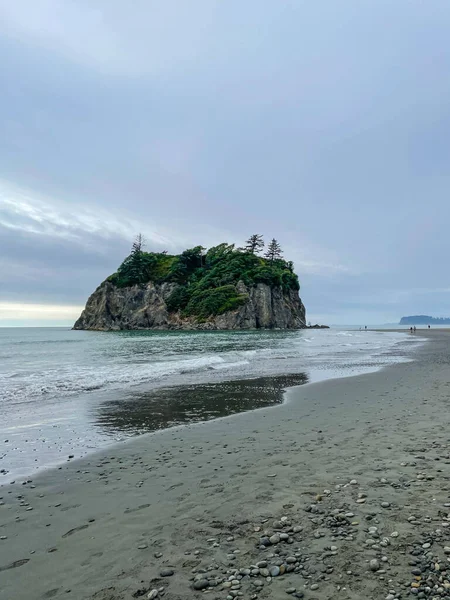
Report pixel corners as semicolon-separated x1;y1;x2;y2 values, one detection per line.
1;0;450;326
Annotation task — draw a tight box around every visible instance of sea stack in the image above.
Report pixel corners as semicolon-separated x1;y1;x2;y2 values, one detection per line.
74;240;306;331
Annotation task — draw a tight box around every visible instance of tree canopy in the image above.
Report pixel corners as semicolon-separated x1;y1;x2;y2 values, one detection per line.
108;236;299;320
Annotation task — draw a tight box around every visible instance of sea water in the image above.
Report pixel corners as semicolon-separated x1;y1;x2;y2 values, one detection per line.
0;327;422;480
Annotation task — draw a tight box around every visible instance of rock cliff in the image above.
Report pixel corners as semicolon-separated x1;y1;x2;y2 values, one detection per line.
73;281;306;331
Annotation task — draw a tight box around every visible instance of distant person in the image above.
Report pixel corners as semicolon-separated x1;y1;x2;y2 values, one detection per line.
410;327;413;333
365;325;367;331
413;326;416;332
428;324;431;329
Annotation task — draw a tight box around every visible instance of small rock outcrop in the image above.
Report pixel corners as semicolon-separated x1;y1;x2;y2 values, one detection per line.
73;281;306;331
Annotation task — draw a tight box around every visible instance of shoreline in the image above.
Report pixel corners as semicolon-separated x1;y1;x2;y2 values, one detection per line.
1;329;420;483
2;331;449;600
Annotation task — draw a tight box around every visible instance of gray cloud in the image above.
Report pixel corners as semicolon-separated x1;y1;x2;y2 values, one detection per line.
1;1;450;324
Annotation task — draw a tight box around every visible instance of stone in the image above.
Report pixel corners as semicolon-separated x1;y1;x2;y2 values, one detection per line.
193;580;209;590
381;502;390;508
160;568;174;577
147;591;158;599
269;534;281;545
269;566;280;577
369;559;380;572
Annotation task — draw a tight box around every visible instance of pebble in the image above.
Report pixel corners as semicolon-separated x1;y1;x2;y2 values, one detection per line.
381;502;390;508
310;583;319;590
269;534;280;545
193;580;209;590
269;566;280;577
147;590;158;599
160;568;174;577
369;559;380;572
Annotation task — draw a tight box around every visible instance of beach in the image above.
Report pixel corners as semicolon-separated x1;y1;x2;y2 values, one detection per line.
2;330;450;600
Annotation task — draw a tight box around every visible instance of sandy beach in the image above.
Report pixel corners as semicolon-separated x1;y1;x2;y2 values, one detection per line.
2;330;450;600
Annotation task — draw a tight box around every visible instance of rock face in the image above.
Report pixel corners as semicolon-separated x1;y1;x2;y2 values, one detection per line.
73;281;306;331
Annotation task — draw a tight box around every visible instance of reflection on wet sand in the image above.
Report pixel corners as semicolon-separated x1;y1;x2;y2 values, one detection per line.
93;373;309;436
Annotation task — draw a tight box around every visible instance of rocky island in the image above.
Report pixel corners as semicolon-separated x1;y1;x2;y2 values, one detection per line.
400;315;450;325
74;236;306;330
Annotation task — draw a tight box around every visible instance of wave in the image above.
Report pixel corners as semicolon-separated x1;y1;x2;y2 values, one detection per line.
2;354;232;405
0;329;424;408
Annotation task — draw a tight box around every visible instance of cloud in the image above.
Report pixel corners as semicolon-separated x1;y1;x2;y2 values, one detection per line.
0;179;173;250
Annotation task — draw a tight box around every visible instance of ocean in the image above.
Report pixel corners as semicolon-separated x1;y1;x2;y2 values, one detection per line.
0;327;422;481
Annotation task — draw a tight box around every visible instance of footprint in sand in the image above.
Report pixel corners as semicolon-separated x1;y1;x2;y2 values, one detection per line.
0;558;30;572
62;524;89;538
42;589;59;598
124;503;151;514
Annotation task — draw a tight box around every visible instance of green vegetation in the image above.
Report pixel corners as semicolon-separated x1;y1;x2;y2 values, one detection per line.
108;235;300;319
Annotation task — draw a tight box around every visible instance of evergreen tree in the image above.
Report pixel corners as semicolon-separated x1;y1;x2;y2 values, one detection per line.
245;234;264;254
265;238;283;263
128;233;146;283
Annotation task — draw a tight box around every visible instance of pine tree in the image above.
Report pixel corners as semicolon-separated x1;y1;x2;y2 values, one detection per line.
265;238;283;263
132;233;144;254
129;234;146;283
245;234;264;254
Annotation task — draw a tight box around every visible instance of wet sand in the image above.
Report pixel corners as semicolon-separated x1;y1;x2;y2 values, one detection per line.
2;330;450;600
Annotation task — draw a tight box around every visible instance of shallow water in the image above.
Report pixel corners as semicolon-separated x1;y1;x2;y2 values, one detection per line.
0;327;422;481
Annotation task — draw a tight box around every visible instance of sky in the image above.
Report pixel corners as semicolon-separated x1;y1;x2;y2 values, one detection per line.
1;0;450;326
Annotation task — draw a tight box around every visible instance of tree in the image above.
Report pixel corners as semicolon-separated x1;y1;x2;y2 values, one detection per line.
128;234;146;283
245;234;264;254
132;233;145;254
265;238;283;263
